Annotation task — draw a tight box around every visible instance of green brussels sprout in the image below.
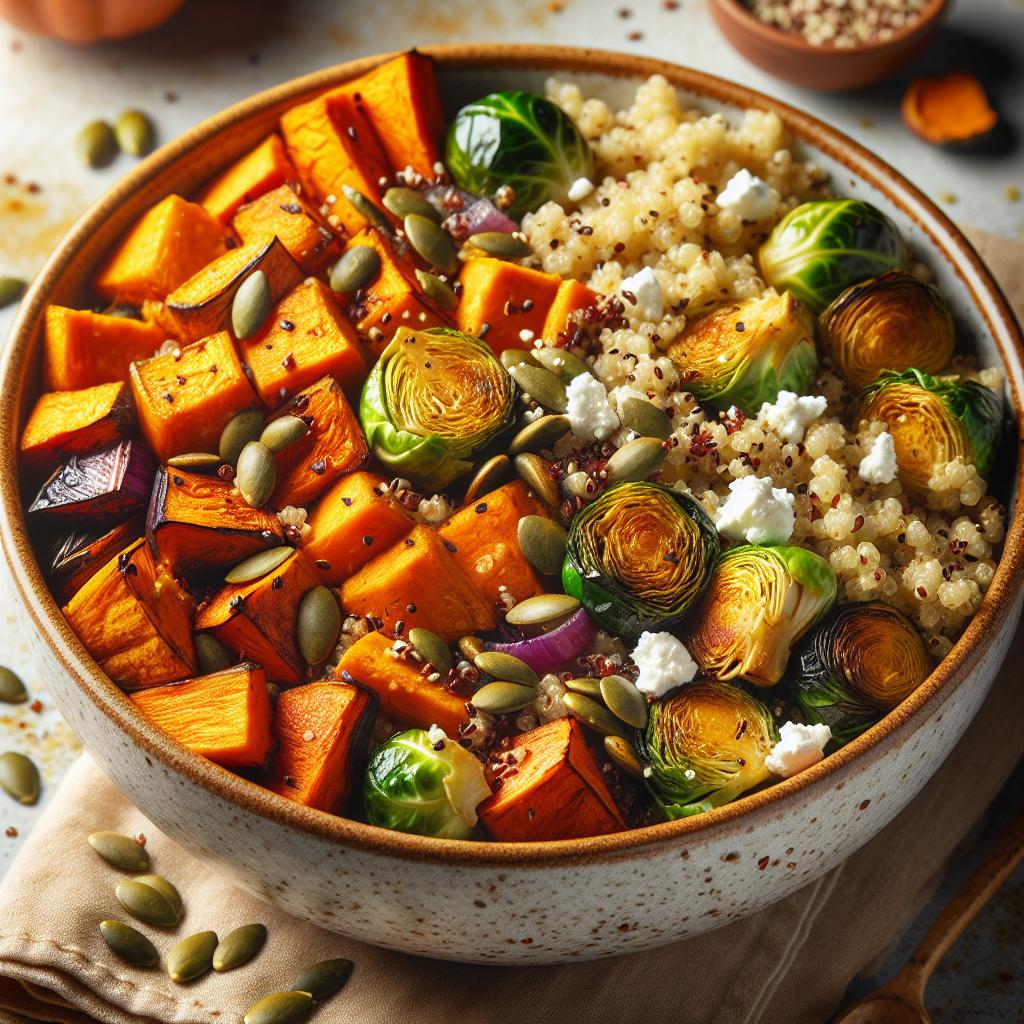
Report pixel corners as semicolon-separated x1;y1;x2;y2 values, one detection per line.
859;368;1003;495
561;481;720;637
667;290;817;412
759;199;908;315
638;681;778;818
364;729;491;839
790;602;932;747
445;90;595;220
683;544;837;687
359;326;517;492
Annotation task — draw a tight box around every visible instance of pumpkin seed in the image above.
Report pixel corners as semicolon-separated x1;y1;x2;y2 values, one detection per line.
76;120;118;168
404;213;458;274
620;397;672;440
563;691;628;739
342;185;391;232
88;831;150;872
260;416;308;453
564;676;603;699
605;436;667;485
467;232;531;259
291;957;354;1001
226;546;293;585
500;349;539;371
245;991;314;1024
297;586;341;665
514;453;560;509
235;441;276;508
0;751;39;805
232;270;272;340
383;186;440;222
414;269;458;311
167;930;218;984
329;244;380;294
166;452;221;470
195;633;233;675
408;627;452;676
116;878;181;927
99;920;159;968
504;593;579;628
532;347;591;382
473;651;539;686
0;666;27;705
600;674;649;729
213;923;267;972
114;109;155;156
0;277;26;309
464;454;512;503
604;734;645;779
135;874;183;917
516;515;567;576
457;635;485;662
508;414;570;456
507;363;568;413
471;681;537;715
219;408;265;466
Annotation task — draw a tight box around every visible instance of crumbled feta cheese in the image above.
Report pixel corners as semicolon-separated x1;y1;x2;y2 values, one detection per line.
565;372;620;441
417;493;451;525
716;168;779;221
859;431;899;485
631;631;698;699
276;505;311;539
562;470;592;499
758;390;828;444
715;475;795;545
427;724;447;746
765;722;832;778
519;328;535;344
620;266;664;322
567;176;595;202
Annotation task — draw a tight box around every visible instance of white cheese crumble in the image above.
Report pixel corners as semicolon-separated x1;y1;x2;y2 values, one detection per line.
561;470;592;499
567;176;595;202
426;724;447;745
620;266;664;322
758;390;829;444
765;722;832;778
630;631;698;699
565;372;620;441
716;168;779;221
715;474;795;545
859;430;899;485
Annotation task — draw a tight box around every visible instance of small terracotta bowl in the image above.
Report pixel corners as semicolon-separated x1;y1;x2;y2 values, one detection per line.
708;0;949;91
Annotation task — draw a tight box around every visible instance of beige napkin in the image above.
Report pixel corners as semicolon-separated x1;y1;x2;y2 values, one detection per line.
0;228;1020;1024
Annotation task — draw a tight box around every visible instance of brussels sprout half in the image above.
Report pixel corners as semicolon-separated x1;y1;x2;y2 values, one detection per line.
759;199;908;315
562;481;720;637
445;90;595;220
360;327;517;492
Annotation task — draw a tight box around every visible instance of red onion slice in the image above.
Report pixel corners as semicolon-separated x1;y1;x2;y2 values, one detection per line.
424;184;520;242
485;608;597;675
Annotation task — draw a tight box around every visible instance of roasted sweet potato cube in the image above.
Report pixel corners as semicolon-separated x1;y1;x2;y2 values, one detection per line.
340;525;495;642
541;279;600;345
477;718;626;841
94;195;229;305
47;517;143;607
147;466;285;577
268;376;369;509
43;306;166;391
240;278;366;407
194;549;319;685
20;381;136;474
130;331;262;463
266;680;377;811
304;471;413;587
63;538;196;690
335;629;468;736
199;134;296;224
131;663;274;769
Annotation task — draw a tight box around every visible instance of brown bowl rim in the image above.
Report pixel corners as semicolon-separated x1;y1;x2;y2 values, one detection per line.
1;43;1021;869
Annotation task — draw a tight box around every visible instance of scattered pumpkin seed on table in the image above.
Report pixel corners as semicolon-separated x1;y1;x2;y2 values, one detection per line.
232;270;272;340
408;627;452;676
135;874;183;917
115;877;181;927
0;277;26;309
505;593;579;627
194;633;233;675
329;245;380;294
260;415;308;453
213;923;268;972
467;231;531;259
404;213;458;274
88;830;151;872
291;957;354;1000
225;546;293;585
99;920;159;968
76;119;118;168
516;515;567;577
0;751;39;805
471;681;538;715
219;408;265;466
297;586;342;665
235;441;276;508
167;930;218;984
473;651;539;686
244;990;314;1024
0;666;27;705
383;186;439;222
114;109;155;156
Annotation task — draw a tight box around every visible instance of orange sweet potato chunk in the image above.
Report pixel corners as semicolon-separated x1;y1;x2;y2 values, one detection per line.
48;517;144;607
131;663;274;769
541;279;600;346
94;195;229;305
199;134;296;224
478;718;626;842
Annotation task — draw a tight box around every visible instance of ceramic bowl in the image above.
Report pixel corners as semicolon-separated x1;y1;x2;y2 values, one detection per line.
1;46;1021;965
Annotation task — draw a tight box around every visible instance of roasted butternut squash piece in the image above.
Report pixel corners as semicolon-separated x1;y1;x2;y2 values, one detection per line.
266;680;378;811
194;549;319;685
147;466;285;577
43;306;166;391
131;663;274;769
163;238;304;345
130;331;262;463
304;471;413;587
477;718;626;841
439;481;549;608
20;381;136;473
335;629;468;736
541;279;600;346
240;278;366;407
455;258;561;355
198;134;296;224
340;525;495;642
47;517;143;606
94;195;229;305
269;375;369;509
63;538;196;690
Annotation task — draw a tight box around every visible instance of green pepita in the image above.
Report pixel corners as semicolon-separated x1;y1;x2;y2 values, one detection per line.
167;930;218;984
99;920;159;968
245;991;314;1024
564;676;603;699
620;397;673;440
505;592;579;627
457;635;485;662
195;633;233;675
291;957;354;1001
600;674;649;729
470;681;538;715
166;452;221;470
76;120;118;168
87;831;150;872
508;363;568;413
500;349;539;371
232;270;272;341
414;269;458;311
404;213;458;274
329;244;381;294
515;454;562;511
563;691;628;739
135;874;183;917
408;628;452;676
383;187;440;222
467;232;531;259
0;666;27;705
114;109;155;157
213;923;268;972
297;586;342;665
532;347;591;382
464;454;512;503
509;414;571;456
473;651;539;686
219;408;265;466
342;185;391;232
0;277;26;309
225;546;293;585
605;436;667;485
235;441;276;508
260;416;309;453
115;877;181;927
0;751;39;805
604;734;645;779
516;515;567;576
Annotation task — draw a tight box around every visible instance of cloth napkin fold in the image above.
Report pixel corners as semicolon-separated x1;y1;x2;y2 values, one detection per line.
0;228;1021;1024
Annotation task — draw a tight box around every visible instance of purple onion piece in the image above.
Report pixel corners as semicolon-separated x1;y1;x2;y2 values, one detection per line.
424;183;520;243
485;608;597;675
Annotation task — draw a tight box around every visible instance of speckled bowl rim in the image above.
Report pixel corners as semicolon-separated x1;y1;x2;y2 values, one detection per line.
1;44;1021;869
